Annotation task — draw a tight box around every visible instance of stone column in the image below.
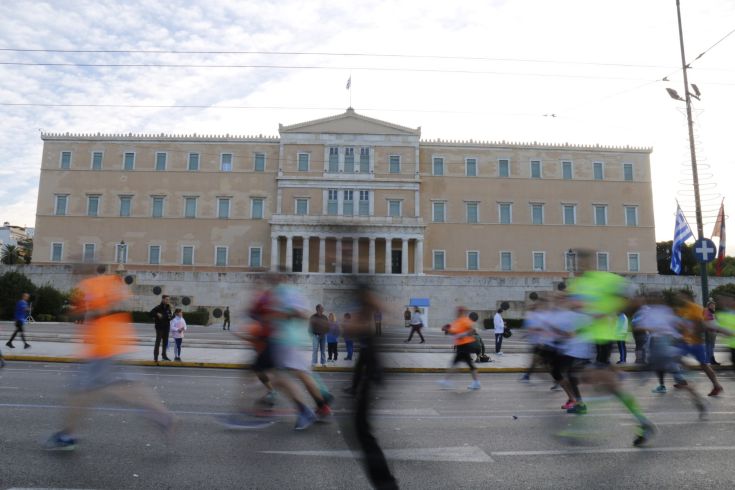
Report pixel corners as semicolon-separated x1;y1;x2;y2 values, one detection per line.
335;237;342;273
368;237;376;274
352;237;359;273
415;238;423;275
318;236;326;273
285;235;293;272
270;235;279;271
302;236;310;273
385;238;392;274
401;238;409;275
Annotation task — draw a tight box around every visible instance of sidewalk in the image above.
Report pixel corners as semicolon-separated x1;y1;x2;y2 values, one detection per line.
2;338;731;373
1;339;531;373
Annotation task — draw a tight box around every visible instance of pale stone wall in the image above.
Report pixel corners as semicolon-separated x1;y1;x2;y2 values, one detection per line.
4;264;730;328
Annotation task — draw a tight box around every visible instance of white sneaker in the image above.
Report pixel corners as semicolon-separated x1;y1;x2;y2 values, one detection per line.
497;352;504;356
437;379;454;390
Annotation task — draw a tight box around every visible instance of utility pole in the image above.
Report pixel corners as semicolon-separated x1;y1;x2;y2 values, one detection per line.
675;0;709;304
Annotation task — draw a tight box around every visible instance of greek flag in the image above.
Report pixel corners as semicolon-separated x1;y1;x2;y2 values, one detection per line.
670;204;694;274
346;76;351;90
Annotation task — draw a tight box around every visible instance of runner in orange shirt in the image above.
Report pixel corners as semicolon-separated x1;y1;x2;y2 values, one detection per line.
44;272;176;450
438;307;481;390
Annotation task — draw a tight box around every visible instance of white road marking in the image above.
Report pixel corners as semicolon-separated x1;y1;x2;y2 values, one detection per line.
262;446;493;462
492;446;735;457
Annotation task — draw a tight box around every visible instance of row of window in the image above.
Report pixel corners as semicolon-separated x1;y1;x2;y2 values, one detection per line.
50;242;263;267
431;250;641;273
431;201;640;226
431;157;634;181
53;194;267;219
56;150;635;181
58;150;266;172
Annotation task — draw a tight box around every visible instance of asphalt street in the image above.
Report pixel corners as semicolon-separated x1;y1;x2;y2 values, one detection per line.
2;361;735;489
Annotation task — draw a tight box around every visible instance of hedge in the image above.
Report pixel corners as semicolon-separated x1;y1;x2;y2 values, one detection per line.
128;307;210;326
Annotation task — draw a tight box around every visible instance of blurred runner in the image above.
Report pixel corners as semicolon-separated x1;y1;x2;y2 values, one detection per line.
44;272;176;450
566;250;655;447
344;280;398;490
438;307;481;391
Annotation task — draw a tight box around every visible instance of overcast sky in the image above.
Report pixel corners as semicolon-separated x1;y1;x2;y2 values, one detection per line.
1;0;733;251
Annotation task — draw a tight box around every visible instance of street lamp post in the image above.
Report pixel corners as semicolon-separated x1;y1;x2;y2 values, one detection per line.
675;0;709;304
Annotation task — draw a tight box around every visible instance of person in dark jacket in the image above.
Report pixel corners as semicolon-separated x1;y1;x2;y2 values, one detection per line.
150;295;173;362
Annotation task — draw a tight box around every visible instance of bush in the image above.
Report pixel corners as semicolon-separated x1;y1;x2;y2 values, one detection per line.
184;307;210;326
131;311;153;323
36;313;55;322
0;271;36;320
33;285;66;319
710;283;735;301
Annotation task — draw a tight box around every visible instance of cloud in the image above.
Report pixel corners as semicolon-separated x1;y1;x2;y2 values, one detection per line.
0;0;734;251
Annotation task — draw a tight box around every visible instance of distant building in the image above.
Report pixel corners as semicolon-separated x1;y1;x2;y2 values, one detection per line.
0;222;33;247
33;109;656;274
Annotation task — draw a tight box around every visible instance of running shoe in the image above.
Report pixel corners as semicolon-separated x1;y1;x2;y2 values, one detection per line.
708;386;723;397
673;382;688;389
519;374;530;383
43;431;77;451
217;414;274;430
437;379;454;390
497;352;504;356
467;380;481;390
315;404;332;423
562;400;576;410
696;401;709;421
651;385;667;394
294;409;317;431
566;403;587;415
633;422;657;447
550;383;561;391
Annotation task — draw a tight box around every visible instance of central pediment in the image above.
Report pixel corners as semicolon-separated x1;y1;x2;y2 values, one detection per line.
279;108;421;136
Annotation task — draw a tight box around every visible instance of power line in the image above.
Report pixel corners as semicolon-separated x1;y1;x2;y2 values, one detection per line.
0;61;663;82
0;47;679;69
693;27;735;62
0;102;538;117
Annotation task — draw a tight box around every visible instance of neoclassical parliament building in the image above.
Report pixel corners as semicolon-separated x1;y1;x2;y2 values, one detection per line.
33;108;656;275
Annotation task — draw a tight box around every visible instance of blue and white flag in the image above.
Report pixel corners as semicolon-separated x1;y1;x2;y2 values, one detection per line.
671;204;694;274
346;76;351;90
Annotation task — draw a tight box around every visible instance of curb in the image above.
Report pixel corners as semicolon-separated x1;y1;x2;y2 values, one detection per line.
3;355;528;373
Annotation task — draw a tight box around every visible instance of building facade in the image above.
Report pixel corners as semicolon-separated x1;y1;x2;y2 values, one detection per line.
33;109;656;275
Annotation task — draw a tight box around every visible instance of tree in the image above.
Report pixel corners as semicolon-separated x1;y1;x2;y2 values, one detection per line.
0;244;22;265
0;271;36;320
17;237;33;264
656;240;698;275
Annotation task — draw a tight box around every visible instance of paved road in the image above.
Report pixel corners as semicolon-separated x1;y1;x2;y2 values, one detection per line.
2;362;735;489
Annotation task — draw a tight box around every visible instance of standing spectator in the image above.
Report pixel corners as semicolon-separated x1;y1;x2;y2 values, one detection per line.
309;304;328;367
326;312;340;362
404;307;412;328
493;308;505;355
150;295;173;362
170;308;187;362
223;306;231;331
343;312;354;361
705;299;720;365
374;309;383;336
616;313;628;364
404;307;425;343
6;292;31;349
